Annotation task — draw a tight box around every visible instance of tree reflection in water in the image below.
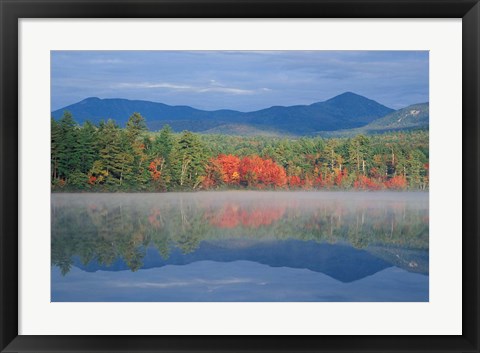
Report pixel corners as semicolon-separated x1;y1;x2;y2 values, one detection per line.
51;192;428;276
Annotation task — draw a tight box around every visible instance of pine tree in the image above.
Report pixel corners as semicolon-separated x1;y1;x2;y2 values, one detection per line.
125;112;147;144
95;119;124;187
348;135;370;174
125;113;149;188
77;121;98;174
154;124;174;161
51;117;61;181
55;111;81;182
151;125;175;188
170;131;208;188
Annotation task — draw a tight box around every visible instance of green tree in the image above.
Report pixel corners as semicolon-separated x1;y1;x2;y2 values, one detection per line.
170;131;208;188
124;113;149;188
94;119;124;186
55;111;81;182
51;117;61;181
125;112;147;144
153;125;174;160
348;135;370;174
406;150;426;189
77;121;98;174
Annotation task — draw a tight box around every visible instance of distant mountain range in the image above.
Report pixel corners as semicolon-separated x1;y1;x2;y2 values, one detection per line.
51;92;429;136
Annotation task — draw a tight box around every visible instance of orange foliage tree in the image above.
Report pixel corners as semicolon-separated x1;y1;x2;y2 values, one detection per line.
201;155;288;189
217;154;241;184
354;175;382;190
148;158;163;181
384;175;407;190
288;175;303;188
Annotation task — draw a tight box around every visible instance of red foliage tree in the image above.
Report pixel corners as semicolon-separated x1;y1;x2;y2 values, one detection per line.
384;175;407;190
216;154;241;184
148;158;163;181
303;175;314;190
260;158;287;187
354;175;382;190
288;175;303;188
88;176;97;185
238;155;287;188
313;174;324;188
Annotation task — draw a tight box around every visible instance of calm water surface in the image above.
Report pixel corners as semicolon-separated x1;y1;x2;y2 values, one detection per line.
51;191;428;302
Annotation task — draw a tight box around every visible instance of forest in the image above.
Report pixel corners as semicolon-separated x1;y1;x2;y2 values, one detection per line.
51;112;429;192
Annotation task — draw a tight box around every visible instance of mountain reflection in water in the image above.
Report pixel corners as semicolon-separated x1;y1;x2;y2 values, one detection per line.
51;191;428;302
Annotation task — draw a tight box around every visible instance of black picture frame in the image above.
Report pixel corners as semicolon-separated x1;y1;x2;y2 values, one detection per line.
1;0;479;352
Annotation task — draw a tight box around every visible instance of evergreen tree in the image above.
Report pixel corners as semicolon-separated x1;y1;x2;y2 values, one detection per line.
150;125;175;188
125;113;149;188
125;112;147;144
51;118;61;181
55;111;82;183
95;119;124;186
348;135;370;174
154;124;174;161
170;131;208;188
77;121;98;174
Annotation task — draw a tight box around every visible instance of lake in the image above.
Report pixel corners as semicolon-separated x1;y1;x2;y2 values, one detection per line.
51;191;429;302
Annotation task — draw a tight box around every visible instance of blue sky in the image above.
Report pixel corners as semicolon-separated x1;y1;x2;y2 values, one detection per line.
51;51;428;112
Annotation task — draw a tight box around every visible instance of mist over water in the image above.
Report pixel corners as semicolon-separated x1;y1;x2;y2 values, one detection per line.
51;191;428;302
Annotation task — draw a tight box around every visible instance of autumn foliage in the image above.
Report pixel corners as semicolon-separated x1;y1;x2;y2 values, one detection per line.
203;154;287;189
353;175;382;190
88;176;97;185
238;156;287;188
217;154;241;184
384;175;407;190
198;153;413;191
148;158;163;181
288;175;303;188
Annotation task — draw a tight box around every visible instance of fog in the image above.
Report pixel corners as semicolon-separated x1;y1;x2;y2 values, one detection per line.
52;190;428;210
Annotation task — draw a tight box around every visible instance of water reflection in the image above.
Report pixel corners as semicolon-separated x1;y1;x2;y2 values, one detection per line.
51;191;428;301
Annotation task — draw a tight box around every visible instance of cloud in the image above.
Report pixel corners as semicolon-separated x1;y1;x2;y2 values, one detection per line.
116;82;193;90
89;58;124;64
52;51;428;111
113;81;262;95
111;278;254;289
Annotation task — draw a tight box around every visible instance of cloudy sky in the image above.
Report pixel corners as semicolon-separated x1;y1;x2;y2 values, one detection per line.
51;51;428;112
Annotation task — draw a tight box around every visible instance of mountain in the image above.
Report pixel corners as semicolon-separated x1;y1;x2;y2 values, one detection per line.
51;97;241;131
51;92;394;135
361;102;429;131
317;102;429;137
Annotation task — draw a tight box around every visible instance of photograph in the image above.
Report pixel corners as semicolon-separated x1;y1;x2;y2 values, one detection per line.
50;50;429;302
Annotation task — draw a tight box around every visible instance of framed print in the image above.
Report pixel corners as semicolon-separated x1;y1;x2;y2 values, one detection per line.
1;0;479;352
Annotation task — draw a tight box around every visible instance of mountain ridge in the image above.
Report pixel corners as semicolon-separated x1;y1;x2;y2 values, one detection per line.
315;102;429;137
51;92;419;136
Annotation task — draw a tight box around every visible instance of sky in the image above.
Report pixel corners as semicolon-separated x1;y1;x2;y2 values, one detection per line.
51;51;429;112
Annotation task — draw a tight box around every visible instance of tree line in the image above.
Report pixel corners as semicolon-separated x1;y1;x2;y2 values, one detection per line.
51;112;429;191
